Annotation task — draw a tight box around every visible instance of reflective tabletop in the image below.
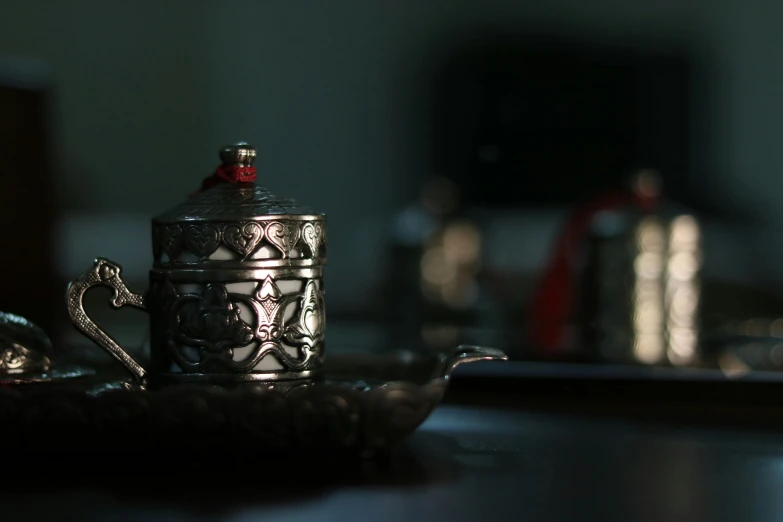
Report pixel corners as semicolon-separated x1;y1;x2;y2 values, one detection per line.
3;371;783;522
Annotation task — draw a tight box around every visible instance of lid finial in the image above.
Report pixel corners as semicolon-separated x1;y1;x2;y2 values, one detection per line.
219;142;257;167
191;142;258;195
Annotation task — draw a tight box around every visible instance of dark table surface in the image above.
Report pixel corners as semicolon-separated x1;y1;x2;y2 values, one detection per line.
4;363;783;522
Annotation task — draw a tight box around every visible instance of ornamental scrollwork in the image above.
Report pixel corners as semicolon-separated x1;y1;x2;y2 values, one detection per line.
265;222;301;259
165;277;324;373
223;222;264;260
176;285;255;357
301;222;324;258
284;280;324;352
152;220;325;263
184;224;221;260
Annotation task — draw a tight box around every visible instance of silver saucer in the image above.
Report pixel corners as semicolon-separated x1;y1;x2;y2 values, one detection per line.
0;345;506;455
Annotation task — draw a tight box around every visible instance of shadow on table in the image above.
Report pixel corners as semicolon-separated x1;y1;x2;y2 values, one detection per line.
0;432;470;518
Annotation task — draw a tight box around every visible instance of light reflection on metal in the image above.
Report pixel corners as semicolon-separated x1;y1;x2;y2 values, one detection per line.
771;319;783;337
665;215;701;366
420;220;482;310
771;343;783;366
717;350;752;378
714;319;783;374
742;318;769;338
421;247;456;285
442;222;482;266
622;214;702;366
632;217;666;364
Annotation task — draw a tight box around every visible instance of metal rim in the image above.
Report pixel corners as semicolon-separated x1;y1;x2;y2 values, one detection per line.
152;370;318;385
152;214;326;225
152;260;327;271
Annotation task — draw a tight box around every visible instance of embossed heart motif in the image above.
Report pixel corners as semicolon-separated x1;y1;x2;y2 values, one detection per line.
185;224;220;260
265;221;301;258
223;222;263;259
301;222;323;257
161;225;184;260
303;305;322;337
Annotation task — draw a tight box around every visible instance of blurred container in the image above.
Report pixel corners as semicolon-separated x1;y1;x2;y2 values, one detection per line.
580;210;702;366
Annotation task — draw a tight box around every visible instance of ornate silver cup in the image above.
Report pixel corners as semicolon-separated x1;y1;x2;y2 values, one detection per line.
66;143;327;385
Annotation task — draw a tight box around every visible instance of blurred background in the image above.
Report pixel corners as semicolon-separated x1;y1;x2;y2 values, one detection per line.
2;0;783;376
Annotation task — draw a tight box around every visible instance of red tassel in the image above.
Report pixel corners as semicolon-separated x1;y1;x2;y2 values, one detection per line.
529;189;657;355
215;164;256;183
191;165;257;196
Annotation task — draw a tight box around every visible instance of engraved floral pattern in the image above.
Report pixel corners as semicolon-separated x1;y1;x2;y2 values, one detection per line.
223;222;264;259
284;280;324;351
163;277;324;373
160;225;184;260
265;222;301;258
184;224;221;260
176;284;254;358
301;222;324;257
244;276;297;343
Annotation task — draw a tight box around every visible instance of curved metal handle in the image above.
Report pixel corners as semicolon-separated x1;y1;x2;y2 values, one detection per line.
66;257;147;382
435;345;509;380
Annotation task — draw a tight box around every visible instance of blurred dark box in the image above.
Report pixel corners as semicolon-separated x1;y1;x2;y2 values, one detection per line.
431;37;692;208
0;63;58;337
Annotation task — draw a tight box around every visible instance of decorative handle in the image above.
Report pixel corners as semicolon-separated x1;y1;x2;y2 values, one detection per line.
435;345;508;380
66;258;148;382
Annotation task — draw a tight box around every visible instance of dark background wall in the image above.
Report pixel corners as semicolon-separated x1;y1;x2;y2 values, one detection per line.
0;0;780;329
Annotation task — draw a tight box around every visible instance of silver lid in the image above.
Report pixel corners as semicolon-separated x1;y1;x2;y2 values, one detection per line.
153;184;321;223
151;143;326;265
153;143;322;223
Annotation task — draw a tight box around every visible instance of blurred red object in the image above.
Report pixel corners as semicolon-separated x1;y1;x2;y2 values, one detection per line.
529;172;660;356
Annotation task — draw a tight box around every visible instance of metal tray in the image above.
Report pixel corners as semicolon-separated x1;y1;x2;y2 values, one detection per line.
0;346;506;457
